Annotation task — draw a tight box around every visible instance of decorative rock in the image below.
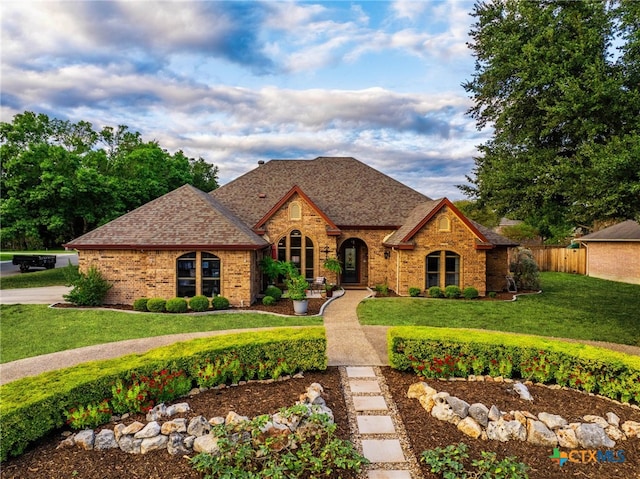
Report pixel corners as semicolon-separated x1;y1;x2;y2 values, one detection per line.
576;423;615;449
187;416;211;437
513;411;527;426
141;435;169;454
527;420;557;447
134;421;161;439
469;403;489;427
513;382;533;401
165;403;190;417
488;405;502;422
121;421;145;435
538;412;567;430
486;419;526;442
431;403;458;424
433;392;450;405
605;425;626;442
146;403;167;422
209;416;225;426
622;421;640;438
161;418;187;435
184;435;195;449
583;415;609;429
118;435;142;454
225;411;250;425
418;393;435;413
193;434;220;454
445;396;470;419
303;383;324;403
167;433;190;456
94;429;118;450
606;412;620;427
556;427;579;449
494;376;504;383
273;410;302;430
407;382;436;399
113;423;126;442
74;429;95;450
457;417;483;439
56;436;76;449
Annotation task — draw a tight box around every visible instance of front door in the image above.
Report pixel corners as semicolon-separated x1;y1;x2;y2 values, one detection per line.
343;246;358;283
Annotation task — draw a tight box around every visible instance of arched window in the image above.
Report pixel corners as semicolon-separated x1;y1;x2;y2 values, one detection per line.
277;230;314;281
201;252;221;297
177;252;221;297
177;252;197;297
425;250;460;288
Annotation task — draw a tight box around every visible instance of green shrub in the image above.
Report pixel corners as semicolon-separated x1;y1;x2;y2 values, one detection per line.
264;286;282;301
189;295;210;312
146;298;166;313
262;295;276;306
444;285;461;299
190;404;368;477
166;297;188;313
374;283;389;296
510;247;541;290
463;287;479;299
408;287;421;297
388;326;640;404
428;286;443;298
64;400;112;430
0;328;327;461
212;296;230;310
488;291;497;299
133;298;149;312
63;265;112;306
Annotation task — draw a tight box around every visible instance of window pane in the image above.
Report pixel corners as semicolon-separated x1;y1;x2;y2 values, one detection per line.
202;280;220;297
305;237;314;281
178;279;196;297
445;251;460;286
426;253;440;288
277;237;287;262
202;253;220;278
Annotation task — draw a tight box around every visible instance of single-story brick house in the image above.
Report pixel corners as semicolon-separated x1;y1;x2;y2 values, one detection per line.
579;219;640;285
65;157;517;306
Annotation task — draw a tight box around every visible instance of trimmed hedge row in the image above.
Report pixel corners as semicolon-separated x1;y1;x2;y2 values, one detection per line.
388;326;640;405
0;327;326;462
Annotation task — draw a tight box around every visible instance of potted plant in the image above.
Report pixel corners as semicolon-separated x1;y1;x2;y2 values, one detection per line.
323;257;343;286
285;274;309;315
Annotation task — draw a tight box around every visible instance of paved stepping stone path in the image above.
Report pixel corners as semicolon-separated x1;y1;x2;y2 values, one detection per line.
340;366;421;479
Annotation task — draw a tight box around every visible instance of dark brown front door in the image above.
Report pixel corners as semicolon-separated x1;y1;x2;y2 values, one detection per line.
343;246;358;283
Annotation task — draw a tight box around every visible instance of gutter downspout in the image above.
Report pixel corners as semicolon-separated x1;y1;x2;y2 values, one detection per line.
395;247;400;294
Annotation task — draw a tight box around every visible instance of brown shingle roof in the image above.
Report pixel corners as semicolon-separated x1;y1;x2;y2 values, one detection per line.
65;184;269;250
210;157;431;227
580;220;640;241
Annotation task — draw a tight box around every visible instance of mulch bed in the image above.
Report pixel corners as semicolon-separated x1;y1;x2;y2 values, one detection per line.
3;368;638;479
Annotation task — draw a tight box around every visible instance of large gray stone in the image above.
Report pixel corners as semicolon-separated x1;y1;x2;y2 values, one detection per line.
161;418;187;435
146;404;167;422
445;396;470;419
140;435;168;454
576;423;615;449
527;420;557;447
193;434;220;454
457;417;483;439
486;419;526;442
74;429;95;450
538;412;567;430
431;403;459;424
556;427;579;449
469;403;489;427
94;429;118;450
118;435;142;454
121;421;145;435
606;412;620;427
513;382;533;401
167;432;190;456
187;416;211;437
488;405;502;422
165;403;190;417
134;421;161;439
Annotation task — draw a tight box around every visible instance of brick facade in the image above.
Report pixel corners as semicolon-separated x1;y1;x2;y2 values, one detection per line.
586;242;640;285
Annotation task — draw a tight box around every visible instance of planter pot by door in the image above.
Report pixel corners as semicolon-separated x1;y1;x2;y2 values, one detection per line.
293;299;308;315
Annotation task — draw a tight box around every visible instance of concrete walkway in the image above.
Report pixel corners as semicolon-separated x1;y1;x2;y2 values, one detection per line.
0;285;71;304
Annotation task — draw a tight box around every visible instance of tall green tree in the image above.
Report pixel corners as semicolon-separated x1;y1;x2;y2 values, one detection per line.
1;112;219;248
461;0;640;239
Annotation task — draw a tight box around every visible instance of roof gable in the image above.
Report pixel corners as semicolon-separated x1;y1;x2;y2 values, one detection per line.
580;220;640;241
253;185;341;235
210;157;430;227
65;184;269;250
384;198;516;249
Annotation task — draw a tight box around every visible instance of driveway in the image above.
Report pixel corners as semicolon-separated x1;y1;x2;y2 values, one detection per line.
0;286;71;304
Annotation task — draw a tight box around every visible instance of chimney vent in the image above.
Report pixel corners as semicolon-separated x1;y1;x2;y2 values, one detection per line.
258;160;265;165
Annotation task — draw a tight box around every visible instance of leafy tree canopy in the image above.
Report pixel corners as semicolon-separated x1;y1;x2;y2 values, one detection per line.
461;0;640;239
1;111;219;249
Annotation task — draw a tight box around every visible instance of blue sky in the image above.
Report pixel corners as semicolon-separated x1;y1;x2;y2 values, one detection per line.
1;0;488;199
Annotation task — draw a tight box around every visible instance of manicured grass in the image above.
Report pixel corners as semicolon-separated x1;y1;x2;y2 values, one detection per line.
0;266;76;289
358;272;640;346
0;305;323;363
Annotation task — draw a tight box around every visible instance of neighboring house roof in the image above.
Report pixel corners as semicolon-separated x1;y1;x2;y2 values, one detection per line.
580;220;640;242
210;156;430;228
383;198;517;249
65;184;269;250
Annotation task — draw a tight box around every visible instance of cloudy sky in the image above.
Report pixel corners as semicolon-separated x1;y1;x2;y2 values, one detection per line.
1;0;488;199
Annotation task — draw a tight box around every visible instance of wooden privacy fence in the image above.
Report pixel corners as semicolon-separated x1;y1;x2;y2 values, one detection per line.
528;246;586;274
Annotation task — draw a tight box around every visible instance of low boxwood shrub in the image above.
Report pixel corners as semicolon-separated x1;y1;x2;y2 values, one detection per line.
262;295;276;306
0;328;327;461
189;295;210;312
463;287;479;299
488;291;497;299
212;296;230;310
388;326;640;404
133;298;149;312
408;287;421;297
444;285;461;299
428;286;443;298
146;298;166;313
166;297;188;313
264;286;282;301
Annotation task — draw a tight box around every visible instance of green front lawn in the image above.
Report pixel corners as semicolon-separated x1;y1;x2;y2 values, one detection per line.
0;266;75;289
358;272;640;346
0;305;323;363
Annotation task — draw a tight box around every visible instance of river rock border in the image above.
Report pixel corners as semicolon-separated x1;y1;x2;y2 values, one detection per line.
408;380;640;448
57;381;333;456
